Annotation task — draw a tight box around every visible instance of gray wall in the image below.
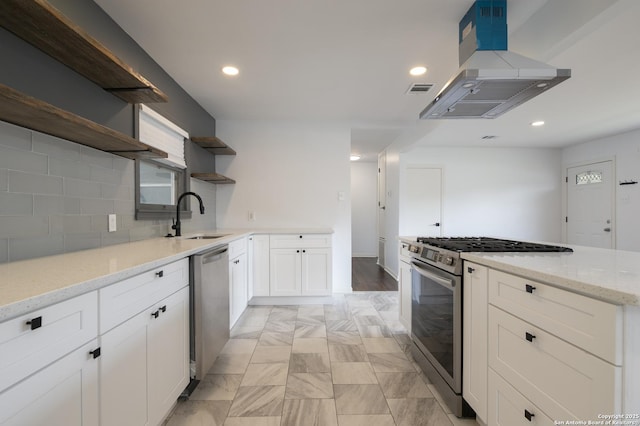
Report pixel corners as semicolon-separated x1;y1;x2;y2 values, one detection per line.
0;1;219;262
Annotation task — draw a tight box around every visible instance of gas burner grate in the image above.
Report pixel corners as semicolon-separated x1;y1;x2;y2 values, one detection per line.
415;237;573;253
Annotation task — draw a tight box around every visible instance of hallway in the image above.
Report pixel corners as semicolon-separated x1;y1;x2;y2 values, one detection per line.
351;257;397;292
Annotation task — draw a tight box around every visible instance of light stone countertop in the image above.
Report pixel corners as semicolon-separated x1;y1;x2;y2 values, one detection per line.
0;228;333;322
400;237;640;306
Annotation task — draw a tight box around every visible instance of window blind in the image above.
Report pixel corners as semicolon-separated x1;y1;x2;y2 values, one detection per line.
138;104;188;169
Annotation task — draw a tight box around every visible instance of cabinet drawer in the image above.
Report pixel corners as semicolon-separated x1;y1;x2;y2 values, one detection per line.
228;237;247;259
99;258;188;334
0;291;98;393
270;234;331;249
488;369;554;426
489;269;622;364
489;306;621;422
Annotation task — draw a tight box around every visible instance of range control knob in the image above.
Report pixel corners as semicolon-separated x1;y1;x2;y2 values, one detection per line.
443;256;455;266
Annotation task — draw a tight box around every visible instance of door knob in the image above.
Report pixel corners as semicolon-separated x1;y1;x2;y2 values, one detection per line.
604;227;611;232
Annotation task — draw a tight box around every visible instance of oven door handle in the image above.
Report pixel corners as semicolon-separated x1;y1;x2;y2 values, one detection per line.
410;260;455;291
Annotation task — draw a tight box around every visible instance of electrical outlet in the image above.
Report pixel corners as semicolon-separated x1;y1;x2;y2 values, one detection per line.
108;214;117;232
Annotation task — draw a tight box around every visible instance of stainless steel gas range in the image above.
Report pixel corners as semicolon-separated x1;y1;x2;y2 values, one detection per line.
406;237;572;418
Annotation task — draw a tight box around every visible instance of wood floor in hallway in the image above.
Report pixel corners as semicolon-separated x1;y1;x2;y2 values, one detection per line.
351;257;397;292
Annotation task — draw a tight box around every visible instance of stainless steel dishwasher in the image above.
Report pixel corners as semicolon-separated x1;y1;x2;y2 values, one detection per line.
184;245;229;396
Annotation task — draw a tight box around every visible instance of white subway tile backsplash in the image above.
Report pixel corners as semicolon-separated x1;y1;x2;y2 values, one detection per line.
8;170;64;195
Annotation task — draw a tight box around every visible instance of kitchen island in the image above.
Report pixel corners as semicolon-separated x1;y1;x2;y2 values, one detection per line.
460;245;640;425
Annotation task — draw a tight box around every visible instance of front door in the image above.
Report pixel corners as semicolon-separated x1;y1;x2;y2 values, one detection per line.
566;160;614;248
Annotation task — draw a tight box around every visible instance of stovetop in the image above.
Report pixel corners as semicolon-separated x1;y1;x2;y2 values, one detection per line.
415;237;573;253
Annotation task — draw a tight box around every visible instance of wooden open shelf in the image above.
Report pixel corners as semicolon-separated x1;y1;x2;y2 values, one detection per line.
0;83;167;160
0;0;168;104
190;136;237;155
191;173;236;184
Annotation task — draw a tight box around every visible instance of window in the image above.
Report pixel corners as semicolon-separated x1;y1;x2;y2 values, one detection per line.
576;171;603;185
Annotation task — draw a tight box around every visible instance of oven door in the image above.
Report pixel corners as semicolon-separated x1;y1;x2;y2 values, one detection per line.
410;259;462;393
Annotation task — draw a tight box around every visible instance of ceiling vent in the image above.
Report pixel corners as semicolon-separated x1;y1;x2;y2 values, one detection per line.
420;0;570;119
406;83;434;94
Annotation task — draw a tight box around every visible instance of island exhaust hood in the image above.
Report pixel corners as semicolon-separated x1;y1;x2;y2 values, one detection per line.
420;0;571;120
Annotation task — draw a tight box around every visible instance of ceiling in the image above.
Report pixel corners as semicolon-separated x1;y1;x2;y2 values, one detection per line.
93;0;640;162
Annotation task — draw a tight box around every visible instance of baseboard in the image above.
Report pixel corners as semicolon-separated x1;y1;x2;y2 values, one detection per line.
249;296;334;305
352;253;377;258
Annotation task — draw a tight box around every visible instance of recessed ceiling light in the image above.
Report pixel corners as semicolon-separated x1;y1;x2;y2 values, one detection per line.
350;155;361;161
531;120;545;127
222;66;239;76
409;66;427;76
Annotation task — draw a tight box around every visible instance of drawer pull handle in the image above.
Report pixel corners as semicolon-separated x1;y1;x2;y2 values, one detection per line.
467;267;475;273
156;270;164;278
26;316;42;330
303;249;306;253
524;409;535;421
299;235;303;239
297;250;300;253
152;310;160;319
160;305;167;313
525;332;536;342
90;348;101;359
525;284;536;293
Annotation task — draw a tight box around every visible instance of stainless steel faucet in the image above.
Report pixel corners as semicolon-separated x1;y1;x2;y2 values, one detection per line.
172;192;205;237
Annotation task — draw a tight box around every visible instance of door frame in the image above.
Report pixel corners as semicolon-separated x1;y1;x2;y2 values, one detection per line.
562;156;616;247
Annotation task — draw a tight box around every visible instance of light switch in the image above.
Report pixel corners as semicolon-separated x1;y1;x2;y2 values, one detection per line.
338;191;345;201
108;214;117;232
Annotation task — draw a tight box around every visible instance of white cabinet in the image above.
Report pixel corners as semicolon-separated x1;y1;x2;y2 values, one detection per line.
249;234;270;298
0;292;99;426
462;262;488;424
486;268;622;424
99;259;189;426
229;237;248;327
398;242;412;333
270;234;332;296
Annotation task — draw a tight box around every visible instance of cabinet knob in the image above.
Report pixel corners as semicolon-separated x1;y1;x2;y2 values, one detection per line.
160;305;167;313
155;270;164;278
90;347;101;359
297;250;300;253
524;409;535;421
303;249;306;253
151;310;160;319
26;316;43;330
299;235;303;239
467;267;475;273
525;284;536;294
525;332;536;342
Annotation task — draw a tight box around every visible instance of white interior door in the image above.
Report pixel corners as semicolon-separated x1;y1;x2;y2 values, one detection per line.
567;161;614;248
402;166;442;237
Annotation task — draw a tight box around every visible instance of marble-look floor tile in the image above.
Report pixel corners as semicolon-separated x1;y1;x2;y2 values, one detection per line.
298;305;325;316
221;339;258;355
240;363;289;386
289;352;331;373
285;372;334;399
296;315;325;326
362;337;403;353
368;352;417;373
375;372;433;398
227;385;285;417
210;354;251;374
387;398;452;426
230;326;263;339
269;308;298;322
328;344;368;362
337;414;396;426
326;320;359;332
258;331;294;346
292;337;329;354
264;320;296;333
164;400;231;426
223;416;281;426
356;324;393;338
294;324;327;338
189;374;242;401
281;399;338;426
353;315;385;326
331;362;378;384
234;314;269;327
328;331;363;345
250;345;292;364
350;306;380;317
333;384;389;415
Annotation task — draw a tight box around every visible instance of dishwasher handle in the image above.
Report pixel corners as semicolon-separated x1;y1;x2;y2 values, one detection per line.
200;246;229;264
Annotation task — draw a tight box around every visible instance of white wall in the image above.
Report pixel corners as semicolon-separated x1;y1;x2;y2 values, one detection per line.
562;128;640;252
400;147;563;240
350;161;378;257
215;120;352;292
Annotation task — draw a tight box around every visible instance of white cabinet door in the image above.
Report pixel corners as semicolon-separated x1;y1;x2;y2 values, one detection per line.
463;262;488;424
100;307;150;426
398;260;411;333
270;248;302;296
148;287;190;426
0;340;99;426
230;253;248;327
251;235;270;297
301;248;332;295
